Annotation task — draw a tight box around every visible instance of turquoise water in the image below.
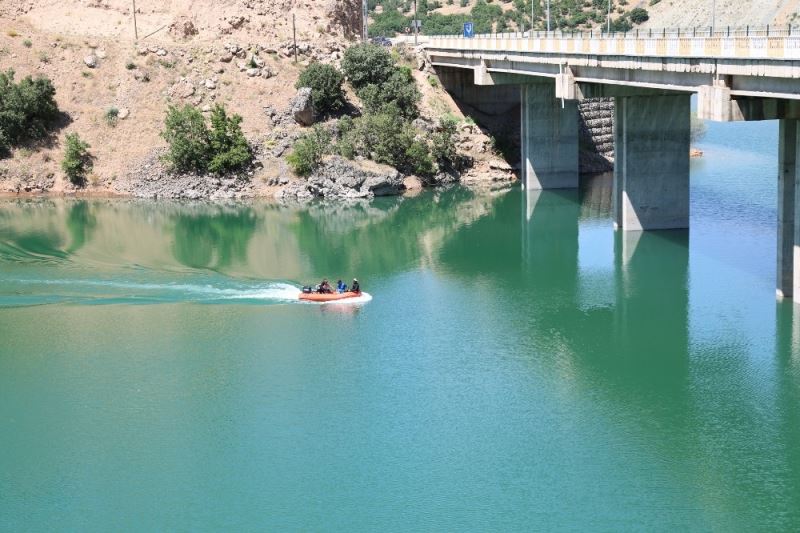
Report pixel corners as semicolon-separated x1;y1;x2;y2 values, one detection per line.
1;120;799;530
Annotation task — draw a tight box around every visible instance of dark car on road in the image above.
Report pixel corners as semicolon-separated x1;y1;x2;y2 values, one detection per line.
369;36;393;47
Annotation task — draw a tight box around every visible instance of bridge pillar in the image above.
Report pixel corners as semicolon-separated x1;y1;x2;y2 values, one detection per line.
521;82;579;190
613;94;691;231
777;119;799;299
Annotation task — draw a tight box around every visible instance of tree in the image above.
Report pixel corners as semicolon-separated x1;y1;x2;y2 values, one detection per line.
357;67;421;119
296;63;345;116
61;133;92;185
161;105;210;172
629;8;649;24
161;104;252;174
0;69;60;154
207;105;251;174
341;44;396;89
431;116;459;168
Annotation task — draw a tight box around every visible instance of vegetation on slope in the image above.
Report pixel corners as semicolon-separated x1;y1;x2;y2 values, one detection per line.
0;69;60;155
368;0;651;36
288;44;461;179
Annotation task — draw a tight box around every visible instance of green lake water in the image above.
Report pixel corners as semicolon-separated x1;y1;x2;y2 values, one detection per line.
1;120;800;531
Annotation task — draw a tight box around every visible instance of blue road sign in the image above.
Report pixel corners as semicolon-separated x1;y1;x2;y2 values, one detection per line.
464;22;474;38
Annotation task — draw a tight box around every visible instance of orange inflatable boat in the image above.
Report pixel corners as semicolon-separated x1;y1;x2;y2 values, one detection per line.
299;291;362;302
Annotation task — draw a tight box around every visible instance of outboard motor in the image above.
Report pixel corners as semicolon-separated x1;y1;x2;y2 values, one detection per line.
302;286;313;294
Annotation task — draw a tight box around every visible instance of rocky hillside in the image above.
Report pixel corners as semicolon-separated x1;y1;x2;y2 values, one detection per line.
642;0;800;28
0;0;513;197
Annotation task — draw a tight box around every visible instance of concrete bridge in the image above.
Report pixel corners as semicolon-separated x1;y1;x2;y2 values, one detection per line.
424;29;800;299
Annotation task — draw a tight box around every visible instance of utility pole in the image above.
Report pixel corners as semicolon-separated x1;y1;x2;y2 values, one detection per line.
711;0;716;34
132;0;138;40
546;0;550;32
607;0;612;33
362;0;369;41
414;0;418;45
293;14;298;64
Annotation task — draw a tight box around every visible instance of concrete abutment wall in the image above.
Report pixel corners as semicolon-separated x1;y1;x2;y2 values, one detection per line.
434;67;615;176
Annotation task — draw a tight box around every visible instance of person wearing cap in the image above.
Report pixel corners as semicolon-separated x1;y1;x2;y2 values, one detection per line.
351;278;360;294
318;279;333;294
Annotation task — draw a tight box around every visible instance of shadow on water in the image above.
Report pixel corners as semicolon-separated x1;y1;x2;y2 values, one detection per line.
171;207;258;270
65;201;97;253
288;187;502;278
437;182;800;527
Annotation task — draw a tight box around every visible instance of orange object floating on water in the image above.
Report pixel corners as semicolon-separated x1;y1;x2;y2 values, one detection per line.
298;291;362;302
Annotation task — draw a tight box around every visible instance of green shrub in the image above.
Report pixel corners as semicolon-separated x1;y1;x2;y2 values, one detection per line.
104;107;119;127
431;116;459;168
357;66;421;119
296;63;345;115
629;8;649;24
161;104;252;174
207;105;252;174
61;133;92;185
287;125;331;176
22;39;32;48
407;140;435;176
341;43;395;89
161;105;210;172
342;105;426;173
0;69;60;154
336;138;356;159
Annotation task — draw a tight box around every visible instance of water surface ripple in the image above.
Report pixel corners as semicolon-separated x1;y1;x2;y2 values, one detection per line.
1;121;799;530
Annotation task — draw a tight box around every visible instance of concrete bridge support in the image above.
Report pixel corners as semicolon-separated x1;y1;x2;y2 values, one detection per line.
521;82;579;190
777;119;799;299
613;94;691;231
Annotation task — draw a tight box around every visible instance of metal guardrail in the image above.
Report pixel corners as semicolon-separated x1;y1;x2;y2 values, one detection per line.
428;25;800;40
425;26;800;61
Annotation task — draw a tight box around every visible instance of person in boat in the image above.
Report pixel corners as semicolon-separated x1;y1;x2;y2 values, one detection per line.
318;279;333;294
351;278;360;294
336;279;347;293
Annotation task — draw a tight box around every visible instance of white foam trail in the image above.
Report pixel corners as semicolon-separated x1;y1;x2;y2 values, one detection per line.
314;292;373;305
3;277;372;306
5;278;303;304
223;283;301;302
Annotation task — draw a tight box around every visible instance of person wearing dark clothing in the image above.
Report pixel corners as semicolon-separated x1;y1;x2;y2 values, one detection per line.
351;278;360;294
319;279;333;294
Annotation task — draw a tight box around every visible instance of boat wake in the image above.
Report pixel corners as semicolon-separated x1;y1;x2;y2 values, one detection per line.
0;277;310;307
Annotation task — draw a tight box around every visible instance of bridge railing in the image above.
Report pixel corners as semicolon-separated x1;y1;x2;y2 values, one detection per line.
424;25;800;61
428;25;800;40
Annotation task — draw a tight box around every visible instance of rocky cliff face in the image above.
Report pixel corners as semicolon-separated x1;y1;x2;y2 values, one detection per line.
579;98;614;175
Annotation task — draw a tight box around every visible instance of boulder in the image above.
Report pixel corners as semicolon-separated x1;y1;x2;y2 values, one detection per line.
488;158;512;171
290;87;314;126
83;54;98;68
118;108;130;120
278;156;404;201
